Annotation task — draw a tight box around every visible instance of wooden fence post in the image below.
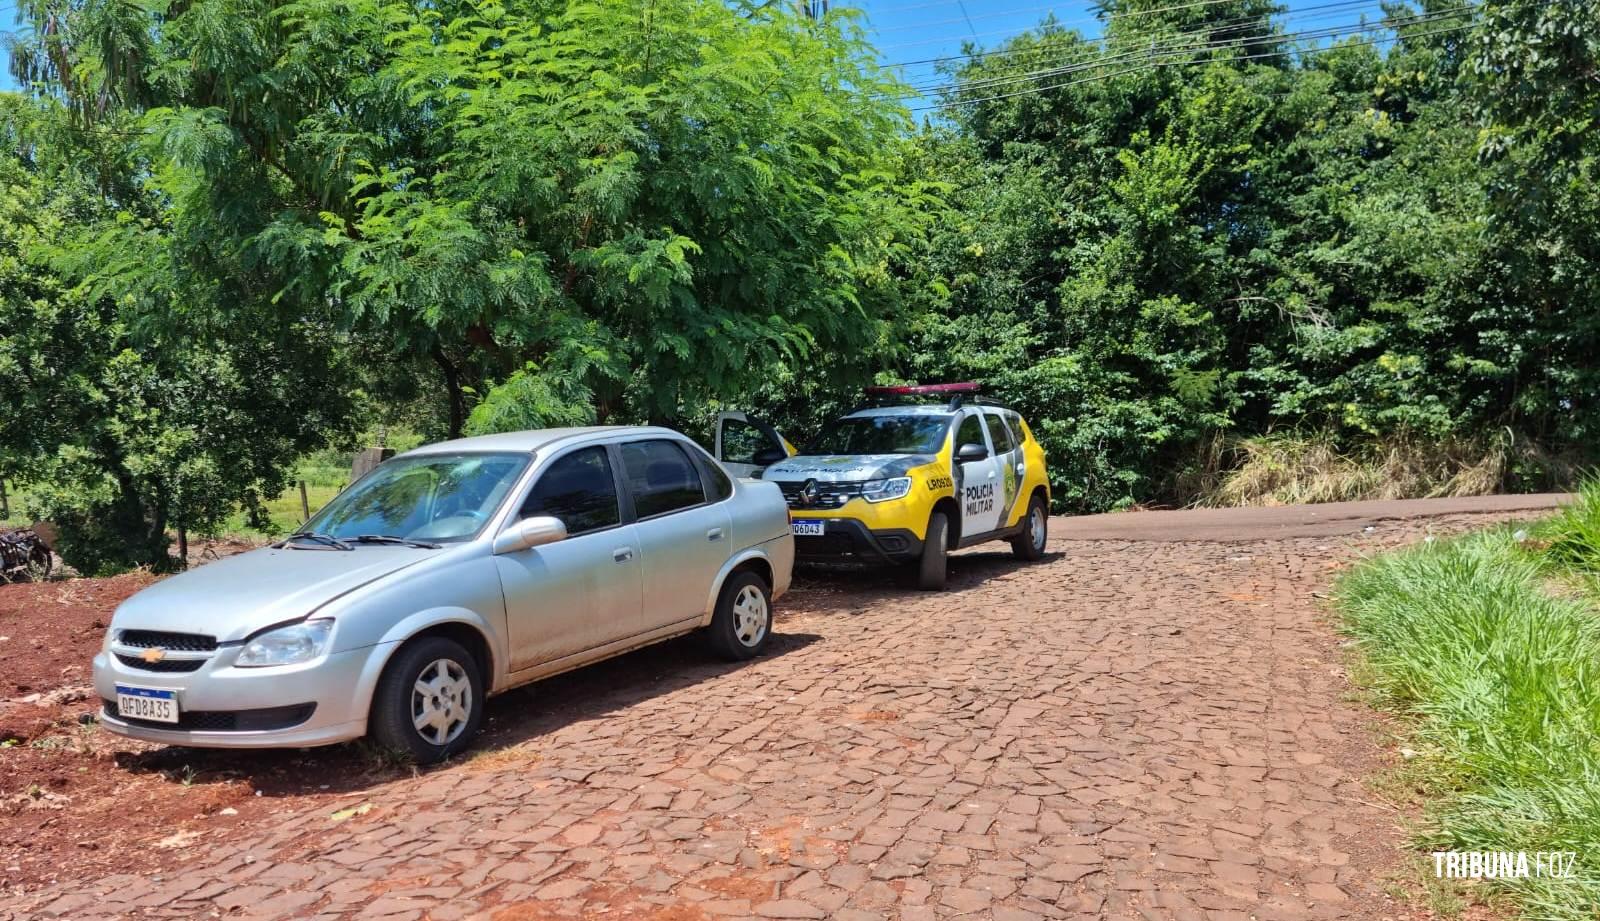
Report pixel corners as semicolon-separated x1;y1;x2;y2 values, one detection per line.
299;480;311;522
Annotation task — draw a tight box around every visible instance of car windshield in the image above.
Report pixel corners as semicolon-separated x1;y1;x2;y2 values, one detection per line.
805;414;952;456
303;452;528;544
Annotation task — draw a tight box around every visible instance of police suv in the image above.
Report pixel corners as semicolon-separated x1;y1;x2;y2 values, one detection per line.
714;383;1051;590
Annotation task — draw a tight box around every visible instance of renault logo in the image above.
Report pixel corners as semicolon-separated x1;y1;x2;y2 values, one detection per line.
798;479;821;507
140;647;167;663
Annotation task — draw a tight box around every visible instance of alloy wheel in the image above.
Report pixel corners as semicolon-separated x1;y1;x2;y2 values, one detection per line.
731;584;769;647
411;658;472;746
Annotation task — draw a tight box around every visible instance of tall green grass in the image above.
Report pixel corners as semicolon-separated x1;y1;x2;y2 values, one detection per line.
1533;481;1600;577
1336;490;1600;919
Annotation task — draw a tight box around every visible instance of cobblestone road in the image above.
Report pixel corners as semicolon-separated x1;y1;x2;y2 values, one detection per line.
17;512;1526;921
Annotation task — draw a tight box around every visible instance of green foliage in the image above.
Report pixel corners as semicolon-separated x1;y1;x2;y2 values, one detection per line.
5;0;1599;557
1531;479;1600;576
1336;517;1600;919
0;96;354;573
18;0;936;435
887;1;1598;511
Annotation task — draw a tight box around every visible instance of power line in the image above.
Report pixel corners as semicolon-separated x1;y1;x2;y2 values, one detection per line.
909;19;1475;111
879;0;1381;70
883;4;1468;99
877;0;1282;49
881;0;1390;92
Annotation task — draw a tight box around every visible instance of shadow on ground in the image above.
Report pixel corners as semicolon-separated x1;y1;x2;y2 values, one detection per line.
116;629;823;796
782;549;1060;618
109;549;1050;794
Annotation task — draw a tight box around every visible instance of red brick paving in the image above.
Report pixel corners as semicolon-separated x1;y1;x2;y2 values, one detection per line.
6;508;1549;921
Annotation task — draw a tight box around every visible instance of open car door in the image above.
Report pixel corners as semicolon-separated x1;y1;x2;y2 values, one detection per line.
714;412;795;478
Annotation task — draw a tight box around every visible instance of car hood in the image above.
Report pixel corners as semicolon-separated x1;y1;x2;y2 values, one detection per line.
763;454;938;483
111;545;441;642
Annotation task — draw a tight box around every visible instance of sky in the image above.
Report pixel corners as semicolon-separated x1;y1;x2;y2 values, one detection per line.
0;0;1384;97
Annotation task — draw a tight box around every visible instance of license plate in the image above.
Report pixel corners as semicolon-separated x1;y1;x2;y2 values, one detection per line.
116;685;179;724
791;519;825;537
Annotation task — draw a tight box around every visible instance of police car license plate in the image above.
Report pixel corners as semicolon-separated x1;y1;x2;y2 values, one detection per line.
791;520;825;537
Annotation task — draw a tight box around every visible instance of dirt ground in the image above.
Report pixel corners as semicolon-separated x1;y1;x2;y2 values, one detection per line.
0;498;1560;920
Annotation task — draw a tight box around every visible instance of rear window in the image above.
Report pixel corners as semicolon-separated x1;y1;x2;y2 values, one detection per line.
983;412;1015;454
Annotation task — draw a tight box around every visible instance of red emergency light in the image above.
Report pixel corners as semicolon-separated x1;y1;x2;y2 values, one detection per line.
864;382;981;396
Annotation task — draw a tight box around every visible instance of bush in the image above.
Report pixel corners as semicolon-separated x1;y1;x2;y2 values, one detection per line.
1185;431;1577;508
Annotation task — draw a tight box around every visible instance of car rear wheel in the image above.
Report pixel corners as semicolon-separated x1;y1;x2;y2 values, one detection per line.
1011;493;1048;561
707;571;773;661
369;636;484;764
915;511;949;591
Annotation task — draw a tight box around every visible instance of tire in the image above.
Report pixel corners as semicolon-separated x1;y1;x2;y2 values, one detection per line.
369;636;484;764
1011;493;1048;561
706;571;773;661
916;511;949;591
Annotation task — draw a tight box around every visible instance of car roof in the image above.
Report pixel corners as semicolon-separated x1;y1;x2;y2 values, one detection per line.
843;405;958;419
400;426;686;457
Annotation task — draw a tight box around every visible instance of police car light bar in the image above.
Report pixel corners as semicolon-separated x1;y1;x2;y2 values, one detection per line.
864;382;981;396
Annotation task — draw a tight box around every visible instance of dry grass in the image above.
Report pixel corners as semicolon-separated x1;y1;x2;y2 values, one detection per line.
1181;430;1577;507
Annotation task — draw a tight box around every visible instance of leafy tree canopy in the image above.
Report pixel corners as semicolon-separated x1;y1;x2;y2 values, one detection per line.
16;0;939;435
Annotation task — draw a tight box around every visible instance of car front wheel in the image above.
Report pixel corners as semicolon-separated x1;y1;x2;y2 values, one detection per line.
369;636;485;764
707;571;773;661
915;511;949;591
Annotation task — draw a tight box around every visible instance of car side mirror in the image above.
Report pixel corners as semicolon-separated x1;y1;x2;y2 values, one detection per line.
956;442;990;463
752;446;789;467
493;516;568;554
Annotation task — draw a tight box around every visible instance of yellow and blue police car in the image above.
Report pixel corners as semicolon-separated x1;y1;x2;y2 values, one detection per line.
714;383;1051;590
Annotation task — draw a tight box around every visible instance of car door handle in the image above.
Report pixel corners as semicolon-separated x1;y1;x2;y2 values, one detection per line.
706;528;724;542
613;547;634;563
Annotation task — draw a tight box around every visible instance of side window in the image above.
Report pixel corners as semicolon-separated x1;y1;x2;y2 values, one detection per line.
984;411;1015;454
1004;412;1026;448
621;440;706;518
955;413;987;451
701;454;734;502
520;446;620;536
721;419;770;466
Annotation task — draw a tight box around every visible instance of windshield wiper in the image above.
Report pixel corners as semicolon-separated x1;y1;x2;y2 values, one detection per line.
351;534;442;549
277;531;353;551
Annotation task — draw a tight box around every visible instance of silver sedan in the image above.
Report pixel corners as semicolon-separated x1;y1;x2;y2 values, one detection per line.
92;427;794;762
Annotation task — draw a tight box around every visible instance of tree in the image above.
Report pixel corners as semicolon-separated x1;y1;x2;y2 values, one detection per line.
895;1;1589;510
0;96;354;572
15;0;935;435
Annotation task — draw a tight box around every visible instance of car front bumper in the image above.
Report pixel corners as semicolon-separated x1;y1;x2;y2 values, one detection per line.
92;645;377;749
792;519;924;565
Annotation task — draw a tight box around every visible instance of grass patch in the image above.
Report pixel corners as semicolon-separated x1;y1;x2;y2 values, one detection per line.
1334;486;1600;919
1531;482;1600;576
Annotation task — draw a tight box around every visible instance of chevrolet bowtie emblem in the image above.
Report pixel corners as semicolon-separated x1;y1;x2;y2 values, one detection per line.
140;647;167;663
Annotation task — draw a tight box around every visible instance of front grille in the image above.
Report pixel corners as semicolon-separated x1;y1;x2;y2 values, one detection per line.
118;630;217;652
777;481;863;510
115;653;205;673
103;700;316;732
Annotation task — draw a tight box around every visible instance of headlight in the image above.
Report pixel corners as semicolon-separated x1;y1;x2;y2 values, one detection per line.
860;477;912;503
236;620;334;668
